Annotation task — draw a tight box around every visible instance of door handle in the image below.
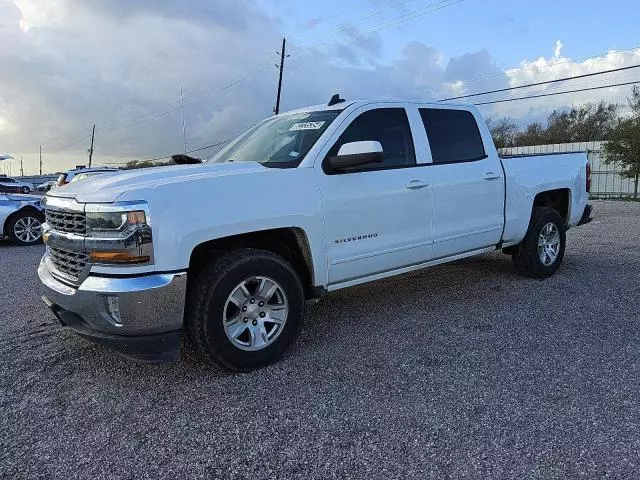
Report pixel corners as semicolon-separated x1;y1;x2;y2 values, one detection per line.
406;180;429;190
483;172;501;180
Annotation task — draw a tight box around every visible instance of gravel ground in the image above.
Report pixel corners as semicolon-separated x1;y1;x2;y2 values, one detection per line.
1;200;639;479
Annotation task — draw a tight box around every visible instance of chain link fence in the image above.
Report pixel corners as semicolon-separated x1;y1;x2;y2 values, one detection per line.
500;141;638;199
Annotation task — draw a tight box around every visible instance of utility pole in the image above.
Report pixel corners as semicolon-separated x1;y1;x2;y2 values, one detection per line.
88;124;96;167
274;37;289;115
179;83;187;154
39;145;42;175
20;155;24;176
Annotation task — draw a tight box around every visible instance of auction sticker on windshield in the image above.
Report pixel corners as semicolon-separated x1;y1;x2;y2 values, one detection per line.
289;121;326;131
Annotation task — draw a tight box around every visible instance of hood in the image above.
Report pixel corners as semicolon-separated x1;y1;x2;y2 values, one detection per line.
5;193;42;203
46;161;267;203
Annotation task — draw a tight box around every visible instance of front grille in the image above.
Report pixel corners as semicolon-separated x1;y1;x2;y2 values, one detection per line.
45;209;86;235
48;247;89;283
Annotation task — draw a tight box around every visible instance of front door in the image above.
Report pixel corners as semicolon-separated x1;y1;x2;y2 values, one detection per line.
315;107;433;285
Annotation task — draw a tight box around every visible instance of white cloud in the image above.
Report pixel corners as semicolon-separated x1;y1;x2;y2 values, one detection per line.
490;46;640;121
553;40;563;59
12;0;66;32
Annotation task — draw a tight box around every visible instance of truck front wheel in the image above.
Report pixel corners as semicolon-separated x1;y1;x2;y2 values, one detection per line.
512;207;566;279
186;249;305;371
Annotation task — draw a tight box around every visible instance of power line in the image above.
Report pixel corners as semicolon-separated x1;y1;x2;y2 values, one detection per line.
100;0;463;133
188;139;234;153
50;0;463;153
103;138;234;165
439;64;640;101
288;0;374;36
387;45;640;102
290;0;428;46
179;83;187;154
473;80;640;106
289;0;464;61
101;76;640;166
46;0;462;161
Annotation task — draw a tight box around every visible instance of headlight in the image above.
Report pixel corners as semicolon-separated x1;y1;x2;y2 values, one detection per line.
86;210;147;235
84;203;153;266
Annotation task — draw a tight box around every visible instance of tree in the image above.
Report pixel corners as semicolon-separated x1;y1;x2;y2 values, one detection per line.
515;122;547;146
487;116;519;149
508;101;619;147
567;101;618;141
545;101;618;144
603;86;640;198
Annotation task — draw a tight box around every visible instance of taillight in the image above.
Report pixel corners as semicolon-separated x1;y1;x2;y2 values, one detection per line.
586;162;591;193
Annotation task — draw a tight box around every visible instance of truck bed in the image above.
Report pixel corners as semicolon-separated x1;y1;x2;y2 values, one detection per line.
499;152;589;246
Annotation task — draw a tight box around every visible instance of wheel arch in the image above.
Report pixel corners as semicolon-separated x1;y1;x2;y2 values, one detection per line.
532;188;571;224
187;227;318;299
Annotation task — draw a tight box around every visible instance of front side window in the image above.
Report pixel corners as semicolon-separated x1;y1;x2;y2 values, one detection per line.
209;110;341;168
419;108;486;164
325;108;416;173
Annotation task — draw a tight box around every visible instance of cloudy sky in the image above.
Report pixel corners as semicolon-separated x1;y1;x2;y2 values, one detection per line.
1;0;639;174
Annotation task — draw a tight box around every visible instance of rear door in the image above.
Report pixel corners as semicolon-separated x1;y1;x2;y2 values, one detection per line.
417;107;504;259
315;106;433;285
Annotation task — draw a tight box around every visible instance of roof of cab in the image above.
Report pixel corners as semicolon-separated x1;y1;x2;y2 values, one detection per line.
281;98;474;116
282;101;357;115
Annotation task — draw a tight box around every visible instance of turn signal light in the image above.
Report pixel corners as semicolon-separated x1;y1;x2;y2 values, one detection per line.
127;211;146;224
89;251;151;264
586;162;591;193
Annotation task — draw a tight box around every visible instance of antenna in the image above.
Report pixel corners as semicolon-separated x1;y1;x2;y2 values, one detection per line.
328;94;346;106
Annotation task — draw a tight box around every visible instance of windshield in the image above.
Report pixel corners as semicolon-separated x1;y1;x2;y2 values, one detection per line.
209;110;342;167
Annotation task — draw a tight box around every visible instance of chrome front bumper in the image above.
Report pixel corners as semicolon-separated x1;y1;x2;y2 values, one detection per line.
39;258;187;361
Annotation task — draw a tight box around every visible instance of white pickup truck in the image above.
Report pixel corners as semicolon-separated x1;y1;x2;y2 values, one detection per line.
39;97;592;369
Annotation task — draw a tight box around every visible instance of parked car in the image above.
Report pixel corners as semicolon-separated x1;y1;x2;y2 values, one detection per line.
38;97;592;369
1;193;45;245
37;181;57;192
0;176;35;194
56;166;119;187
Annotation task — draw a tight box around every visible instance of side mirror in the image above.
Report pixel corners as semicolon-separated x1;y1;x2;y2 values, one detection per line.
328;141;384;170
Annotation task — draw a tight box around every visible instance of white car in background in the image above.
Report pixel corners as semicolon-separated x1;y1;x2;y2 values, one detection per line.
0;177;35;194
56;166;119;187
0;193;44;245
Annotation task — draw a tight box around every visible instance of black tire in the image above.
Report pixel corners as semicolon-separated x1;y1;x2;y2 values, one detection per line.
7;211;44;246
21;186;30;194
186;248;305;371
512;207;566;279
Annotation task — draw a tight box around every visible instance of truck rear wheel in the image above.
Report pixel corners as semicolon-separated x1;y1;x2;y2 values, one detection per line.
512;207;566;279
186;248;305;371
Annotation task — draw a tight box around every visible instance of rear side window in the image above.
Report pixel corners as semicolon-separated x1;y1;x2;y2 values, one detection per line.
325;108;416;172
419;108;486;164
